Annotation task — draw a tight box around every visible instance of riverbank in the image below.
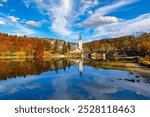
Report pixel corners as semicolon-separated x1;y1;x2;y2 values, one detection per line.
84;60;150;78
0;51;83;59
124;62;150;78
138;56;150;67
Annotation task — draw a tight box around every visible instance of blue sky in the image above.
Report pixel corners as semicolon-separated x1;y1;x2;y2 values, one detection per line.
0;0;150;42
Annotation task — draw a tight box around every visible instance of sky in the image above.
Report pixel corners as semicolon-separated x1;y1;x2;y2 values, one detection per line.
0;0;150;43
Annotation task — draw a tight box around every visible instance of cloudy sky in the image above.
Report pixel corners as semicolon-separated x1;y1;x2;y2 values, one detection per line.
0;0;150;42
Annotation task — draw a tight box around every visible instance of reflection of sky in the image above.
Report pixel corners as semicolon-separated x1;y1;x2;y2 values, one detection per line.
0;65;150;100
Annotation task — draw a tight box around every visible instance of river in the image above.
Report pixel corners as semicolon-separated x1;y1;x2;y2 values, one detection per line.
0;58;150;100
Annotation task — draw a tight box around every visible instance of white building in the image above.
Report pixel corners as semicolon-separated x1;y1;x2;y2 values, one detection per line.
79;60;83;73
79;35;82;52
70;35;83;52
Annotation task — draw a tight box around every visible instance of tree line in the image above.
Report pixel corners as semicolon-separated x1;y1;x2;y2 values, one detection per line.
83;33;150;56
0;33;71;57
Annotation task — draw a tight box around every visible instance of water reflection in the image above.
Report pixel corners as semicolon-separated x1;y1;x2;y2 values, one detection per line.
0;58;150;100
0;58;77;80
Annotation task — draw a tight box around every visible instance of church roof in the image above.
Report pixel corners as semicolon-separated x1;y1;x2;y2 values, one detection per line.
79;35;82;40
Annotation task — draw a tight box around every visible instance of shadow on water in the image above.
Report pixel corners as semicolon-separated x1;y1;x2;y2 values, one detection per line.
0;58;150;100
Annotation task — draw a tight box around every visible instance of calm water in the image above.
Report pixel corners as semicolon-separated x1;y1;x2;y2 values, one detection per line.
0;58;150;100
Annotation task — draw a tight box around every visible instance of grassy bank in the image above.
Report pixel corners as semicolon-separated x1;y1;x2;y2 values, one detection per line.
0;51;83;59
138;56;150;67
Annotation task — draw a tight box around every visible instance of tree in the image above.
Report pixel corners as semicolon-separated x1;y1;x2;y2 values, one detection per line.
53;40;59;53
34;42;44;58
140;42;150;55
44;40;51;51
62;42;67;53
10;47;15;56
67;42;71;52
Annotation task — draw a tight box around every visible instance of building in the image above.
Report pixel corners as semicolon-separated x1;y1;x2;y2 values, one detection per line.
79;60;83;76
70;35;83;52
79;35;82;52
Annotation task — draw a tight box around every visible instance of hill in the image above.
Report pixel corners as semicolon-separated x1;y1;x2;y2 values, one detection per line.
0;33;70;58
83;33;150;56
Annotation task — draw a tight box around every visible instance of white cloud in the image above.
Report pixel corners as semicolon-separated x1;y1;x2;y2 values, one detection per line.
23;0;73;35
8;16;19;23
9;24;36;36
91;0;137;17
79;0;138;28
87;10;93;14
82;0;99;6
0;14;36;36
49;0;73;35
22;0;100;36
23;0;30;8
10;9;15;12
93;0;99;6
1;0;8;3
77;0;99;17
0;4;3;7
93;13;150;39
77;16;119;27
26;20;41;27
0;20;5;25
21;0;141;42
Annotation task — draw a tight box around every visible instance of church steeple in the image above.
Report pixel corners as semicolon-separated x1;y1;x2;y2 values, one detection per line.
79;35;82;40
79;35;82;51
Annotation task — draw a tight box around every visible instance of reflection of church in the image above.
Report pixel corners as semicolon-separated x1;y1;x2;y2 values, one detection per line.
70;35;83;52
79;60;83;76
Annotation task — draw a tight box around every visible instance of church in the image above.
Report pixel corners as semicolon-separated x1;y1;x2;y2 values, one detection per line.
70;35;83;52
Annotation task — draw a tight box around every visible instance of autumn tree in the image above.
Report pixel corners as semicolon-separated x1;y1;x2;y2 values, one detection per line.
34;42;44;58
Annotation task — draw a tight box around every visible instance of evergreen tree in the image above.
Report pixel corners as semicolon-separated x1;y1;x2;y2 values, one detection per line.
62;42;67;53
53;40;59;53
67;42;71;52
44;41;51;51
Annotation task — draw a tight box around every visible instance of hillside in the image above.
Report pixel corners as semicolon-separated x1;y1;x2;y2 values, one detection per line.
0;33;71;58
83;33;150;56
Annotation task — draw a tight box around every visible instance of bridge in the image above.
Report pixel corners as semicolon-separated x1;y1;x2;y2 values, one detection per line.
84;50;140;60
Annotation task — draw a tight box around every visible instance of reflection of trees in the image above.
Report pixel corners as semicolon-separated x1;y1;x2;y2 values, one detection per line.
34;57;44;75
0;59;73;81
67;60;71;69
62;59;67;71
84;60;126;70
54;60;59;74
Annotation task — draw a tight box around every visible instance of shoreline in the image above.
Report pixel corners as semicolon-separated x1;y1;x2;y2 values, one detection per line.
124;62;150;78
0;57;150;78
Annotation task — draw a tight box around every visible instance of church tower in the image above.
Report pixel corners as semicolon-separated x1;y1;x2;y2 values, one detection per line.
79;60;83;77
79;35;82;51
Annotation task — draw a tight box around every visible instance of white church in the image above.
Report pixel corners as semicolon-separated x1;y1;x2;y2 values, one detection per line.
70;35;83;52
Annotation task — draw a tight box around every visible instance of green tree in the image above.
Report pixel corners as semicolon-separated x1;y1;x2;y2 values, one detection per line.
67;42;71;52
44;41;51;51
53;40;59;53
26;51;29;56
62;42;67;53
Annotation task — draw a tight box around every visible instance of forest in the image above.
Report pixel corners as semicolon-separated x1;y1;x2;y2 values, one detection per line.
83;33;150;56
0;33;70;58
